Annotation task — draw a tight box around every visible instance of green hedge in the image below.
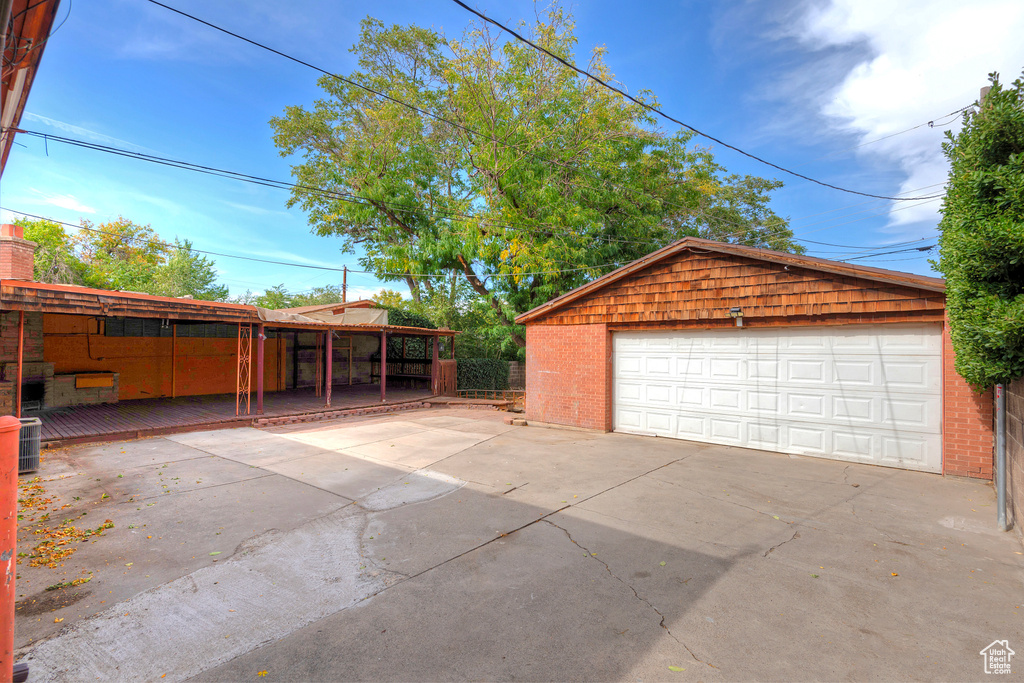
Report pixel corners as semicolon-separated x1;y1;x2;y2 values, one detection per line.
457;358;510;390
383;307;436;330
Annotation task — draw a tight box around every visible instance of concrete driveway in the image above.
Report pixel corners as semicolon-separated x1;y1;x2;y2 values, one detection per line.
15;408;1024;681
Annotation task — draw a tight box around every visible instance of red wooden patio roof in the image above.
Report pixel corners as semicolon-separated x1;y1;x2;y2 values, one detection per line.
0;280;457;335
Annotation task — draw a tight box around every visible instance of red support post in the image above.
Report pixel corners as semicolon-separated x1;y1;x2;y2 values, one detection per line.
325;331;332;408
256;324;265;414
431;334;439;395
0;415;22;681
15;312;23;418
380;329;387;403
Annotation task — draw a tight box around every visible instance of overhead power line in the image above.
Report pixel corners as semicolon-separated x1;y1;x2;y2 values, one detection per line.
13;127;946;264
792;106;971;168
143;0;946;257
0;207;627;281
448;0;948;203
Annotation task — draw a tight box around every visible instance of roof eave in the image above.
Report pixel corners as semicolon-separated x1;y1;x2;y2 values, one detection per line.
515;237;946;324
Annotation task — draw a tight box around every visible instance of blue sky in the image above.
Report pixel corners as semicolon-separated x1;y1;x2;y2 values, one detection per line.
4;0;1024;298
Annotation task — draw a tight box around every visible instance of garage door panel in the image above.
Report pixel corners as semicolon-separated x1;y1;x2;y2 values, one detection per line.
749;360;780;379
677;358;704;377
709;388;741;410
786;360;826;383
674;414;706;439
881;359;941;391
833;396;873;421
788;393;826;418
788;426;827;454
709;418;742;442
617;381;642;402
645;356;672;376
616;408;643;430
617;355;642;375
677;386;704;406
709;358;741;379
748;423;782;448
645;411;673;435
832;431;875;458
613;325;942;472
748;391;780;412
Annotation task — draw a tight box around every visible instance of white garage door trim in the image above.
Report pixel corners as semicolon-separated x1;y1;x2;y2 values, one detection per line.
613;324;943;472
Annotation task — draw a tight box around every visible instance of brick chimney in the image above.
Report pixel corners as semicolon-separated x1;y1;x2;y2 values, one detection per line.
0;224;37;281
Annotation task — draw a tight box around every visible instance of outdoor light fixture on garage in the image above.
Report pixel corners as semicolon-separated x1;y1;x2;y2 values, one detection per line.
729;306;743;327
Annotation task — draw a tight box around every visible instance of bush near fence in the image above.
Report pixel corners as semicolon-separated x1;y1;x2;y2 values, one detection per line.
457;358;510;391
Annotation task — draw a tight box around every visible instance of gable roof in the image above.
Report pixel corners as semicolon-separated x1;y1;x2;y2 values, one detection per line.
515;237;945;324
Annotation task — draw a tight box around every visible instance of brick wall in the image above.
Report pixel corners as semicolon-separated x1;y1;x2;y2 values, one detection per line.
0;312;46;415
1006;378;1023;532
0;229;37;281
525;323;610;430
46;373;119;407
0;311;43;365
0;382;12;415
942;322;995;479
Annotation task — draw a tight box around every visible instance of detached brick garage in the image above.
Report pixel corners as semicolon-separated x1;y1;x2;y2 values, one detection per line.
517;237;995;479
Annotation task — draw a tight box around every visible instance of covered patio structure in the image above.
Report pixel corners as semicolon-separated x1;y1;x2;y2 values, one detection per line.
0;276;457;443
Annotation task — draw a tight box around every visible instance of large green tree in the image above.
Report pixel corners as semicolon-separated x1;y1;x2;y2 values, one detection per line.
937;71;1024;387
271;8;796;347
16;218;86;284
15;216;230;302
149;240;229;301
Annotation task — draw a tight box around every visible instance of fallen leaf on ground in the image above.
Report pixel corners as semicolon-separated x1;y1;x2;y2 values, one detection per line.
659;561;666;567
54;617;63;623
210;552;222;556
668;665;685;672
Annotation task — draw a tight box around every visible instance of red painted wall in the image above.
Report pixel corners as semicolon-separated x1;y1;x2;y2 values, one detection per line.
525;323;610;431
43;314;285;401
942;321;994;479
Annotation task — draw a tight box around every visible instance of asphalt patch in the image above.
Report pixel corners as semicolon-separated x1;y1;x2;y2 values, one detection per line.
16;588;91;617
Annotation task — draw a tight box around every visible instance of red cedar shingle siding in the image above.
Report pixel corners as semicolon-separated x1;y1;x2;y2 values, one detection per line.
529;251;945;328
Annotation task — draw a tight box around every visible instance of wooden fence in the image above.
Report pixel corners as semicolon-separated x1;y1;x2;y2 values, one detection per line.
437;359;457;396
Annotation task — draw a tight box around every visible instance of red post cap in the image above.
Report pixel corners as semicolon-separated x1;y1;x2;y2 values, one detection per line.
0;417;21;434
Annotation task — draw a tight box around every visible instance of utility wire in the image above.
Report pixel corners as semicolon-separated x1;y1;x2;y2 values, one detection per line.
792;106;971;168
0;207;626;280
843;244;936;261
143;0;945;261
449;0;946;202
13;128;947;260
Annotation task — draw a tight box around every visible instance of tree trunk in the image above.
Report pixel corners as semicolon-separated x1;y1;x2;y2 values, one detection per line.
456;256;526;347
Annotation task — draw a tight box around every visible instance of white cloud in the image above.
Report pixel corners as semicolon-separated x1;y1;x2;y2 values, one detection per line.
220;200;289;217
23;113;153;153
793;0;1024;233
39;193;96;214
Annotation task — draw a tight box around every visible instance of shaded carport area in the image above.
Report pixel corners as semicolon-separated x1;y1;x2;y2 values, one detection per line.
1;280;456;443
15;410;1023;681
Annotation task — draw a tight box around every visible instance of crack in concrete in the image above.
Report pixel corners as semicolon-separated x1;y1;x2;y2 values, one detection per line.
542;519;716;670
571;455;695;508
648;476;799;525
763;530;801;557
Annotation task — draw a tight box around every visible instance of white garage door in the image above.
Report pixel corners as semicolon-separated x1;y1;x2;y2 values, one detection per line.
613;324;943;472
